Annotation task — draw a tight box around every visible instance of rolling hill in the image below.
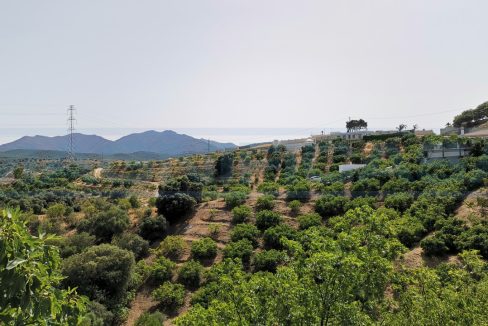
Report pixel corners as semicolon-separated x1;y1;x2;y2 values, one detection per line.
0;130;236;156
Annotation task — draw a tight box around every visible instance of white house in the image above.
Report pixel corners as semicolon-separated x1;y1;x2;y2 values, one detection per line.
339;164;366;173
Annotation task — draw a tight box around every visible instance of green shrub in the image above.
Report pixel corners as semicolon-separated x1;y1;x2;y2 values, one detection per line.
231;205;252;224
344;197;376;211
208;224;221;240
393;216;425;247
297;213;322;230
59;232;96;258
46;203;66;219
138;215;168;241
257;182;280;197
255;210;283;231
158;175;203;202
384;192;414;212
77;206;130;242
223;239;254;264
129;195;140;208
152;282;185;309
82;301;113;326
288;200;301;215
286;181;311;202
253;249;287;273
230;224;260;247
158;236;186;260
156;193;196;224
215;153;234;177
178;260;203;288
350;178;381;198
263;224;297;249
118;198;132;210
151;256;176;283
191;237;218;260
224;191;247;209
421;236;449;256
62;244;135;308
256;195;275;211
464;169;488;190
455;223;488;258
135;312;166;326
315;195;350;218
112;233;149;260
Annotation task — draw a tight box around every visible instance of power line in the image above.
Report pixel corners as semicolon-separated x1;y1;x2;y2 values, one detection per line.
67;105;76;161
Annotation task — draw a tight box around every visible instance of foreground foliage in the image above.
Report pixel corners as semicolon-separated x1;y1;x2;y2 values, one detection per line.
0;209;86;325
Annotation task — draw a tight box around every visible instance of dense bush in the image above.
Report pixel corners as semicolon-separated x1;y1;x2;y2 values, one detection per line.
156;193;196;223
421;236;449;256
297;213;322;230
178;260;204;288
135;312;166;326
82;301;113;326
78;206;130;242
223;239;254;263
257;182;280;197
129;195;140;208
263;224;297;249
288;200;302;215
215;153;234;177
255;210;283;230
315;195;349;218
253;249;287;273
455;223;488;258
231;205;252;224
230;224;260;247
224;191;247;209
350;178;381;198
256;195;275;211
46;203;66;219
286;181;311;202
158;236;186;260
344;197;376;211
191;237;218;260
62;244;135;307
151;256;176;283
382;178;412;194
138;215;168;241
384;192;414;212
152;282;185;309
112;233;149;260
159;175;204;202
58;232;96;258
463;169;488;190
320;182;344;196
393;216;425;247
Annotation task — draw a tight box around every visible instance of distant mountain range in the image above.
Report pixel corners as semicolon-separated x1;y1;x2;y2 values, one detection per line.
0;130;236;157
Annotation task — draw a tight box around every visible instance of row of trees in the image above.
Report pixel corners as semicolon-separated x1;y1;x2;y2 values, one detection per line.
453;101;488;128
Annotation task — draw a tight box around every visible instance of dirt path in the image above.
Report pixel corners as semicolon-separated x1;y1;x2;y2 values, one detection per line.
124;197;233;325
454;187;488;226
93;167;103;178
398;245;459;270
363;142;373;157
325;144;334;172
126;164;267;325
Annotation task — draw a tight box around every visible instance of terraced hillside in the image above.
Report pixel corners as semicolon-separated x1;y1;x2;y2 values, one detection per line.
3;133;488;325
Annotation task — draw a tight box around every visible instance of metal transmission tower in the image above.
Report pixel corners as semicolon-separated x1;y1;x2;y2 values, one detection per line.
67;105;76;161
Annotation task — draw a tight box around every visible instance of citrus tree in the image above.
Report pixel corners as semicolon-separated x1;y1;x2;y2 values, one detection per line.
0;209;86;325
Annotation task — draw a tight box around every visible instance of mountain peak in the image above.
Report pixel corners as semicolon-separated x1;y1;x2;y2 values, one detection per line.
0;130;236;156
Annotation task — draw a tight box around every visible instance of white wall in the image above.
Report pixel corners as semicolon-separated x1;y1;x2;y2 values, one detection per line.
339;164;366;173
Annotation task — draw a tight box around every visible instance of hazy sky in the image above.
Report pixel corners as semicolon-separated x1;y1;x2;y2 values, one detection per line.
1;0;487;144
